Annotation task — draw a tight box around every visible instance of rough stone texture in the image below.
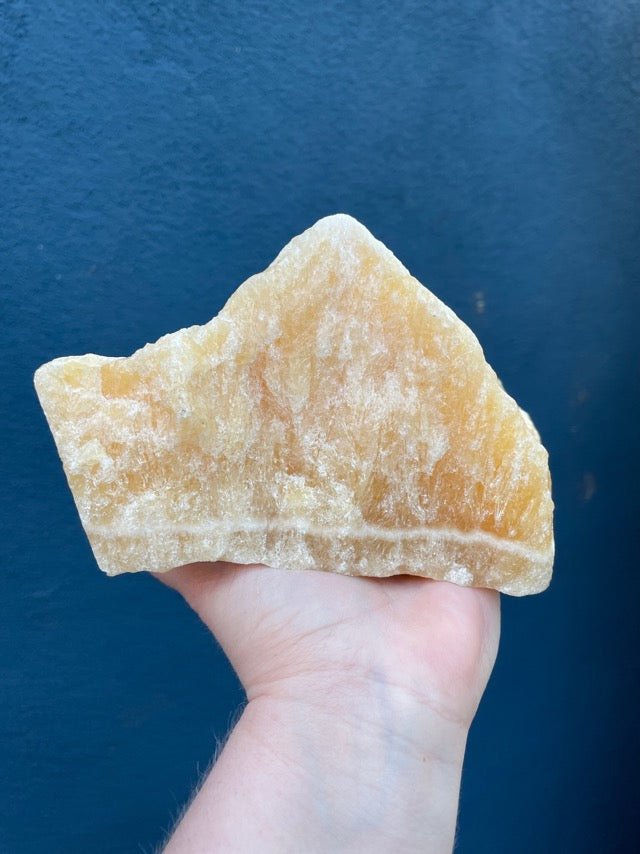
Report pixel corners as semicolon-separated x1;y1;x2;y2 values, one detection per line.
35;215;554;595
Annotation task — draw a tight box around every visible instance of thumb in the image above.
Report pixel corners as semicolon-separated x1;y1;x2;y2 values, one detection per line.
153;561;243;635
152;562;278;675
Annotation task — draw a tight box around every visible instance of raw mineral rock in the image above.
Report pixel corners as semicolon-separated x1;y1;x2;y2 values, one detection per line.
34;214;554;595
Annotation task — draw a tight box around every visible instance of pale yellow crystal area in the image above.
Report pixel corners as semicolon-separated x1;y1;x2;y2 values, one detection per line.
34;214;554;595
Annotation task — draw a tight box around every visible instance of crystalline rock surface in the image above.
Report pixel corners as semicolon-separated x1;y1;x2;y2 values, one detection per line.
34;214;554;595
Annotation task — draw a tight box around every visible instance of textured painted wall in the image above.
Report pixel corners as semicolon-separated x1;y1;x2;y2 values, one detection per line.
2;1;639;851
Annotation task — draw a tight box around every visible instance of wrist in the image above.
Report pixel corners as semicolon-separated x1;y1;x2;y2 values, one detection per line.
239;676;468;852
164;668;470;853
245;667;469;766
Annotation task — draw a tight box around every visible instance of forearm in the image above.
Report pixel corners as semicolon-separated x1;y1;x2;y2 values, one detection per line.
163;681;469;853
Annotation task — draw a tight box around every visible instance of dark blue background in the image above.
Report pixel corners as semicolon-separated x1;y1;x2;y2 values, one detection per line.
2;1;639;851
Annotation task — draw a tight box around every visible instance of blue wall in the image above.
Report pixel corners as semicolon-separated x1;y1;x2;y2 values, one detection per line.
2;1;639;851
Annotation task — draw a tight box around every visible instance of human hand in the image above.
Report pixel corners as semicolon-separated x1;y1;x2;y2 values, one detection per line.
157;563;500;853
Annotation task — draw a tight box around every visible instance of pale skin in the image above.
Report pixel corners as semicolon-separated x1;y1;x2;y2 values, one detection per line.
155;563;501;853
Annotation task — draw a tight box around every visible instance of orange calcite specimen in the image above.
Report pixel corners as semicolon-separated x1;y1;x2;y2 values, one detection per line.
34;215;554;595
